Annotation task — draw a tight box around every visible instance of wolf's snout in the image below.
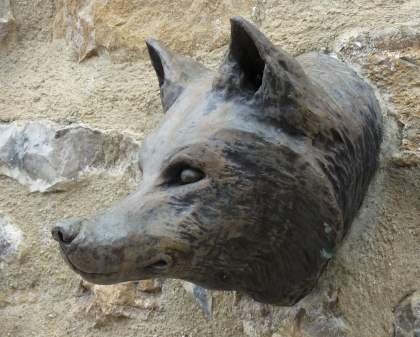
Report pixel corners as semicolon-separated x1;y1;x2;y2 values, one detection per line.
51;213;180;283
51;219;82;244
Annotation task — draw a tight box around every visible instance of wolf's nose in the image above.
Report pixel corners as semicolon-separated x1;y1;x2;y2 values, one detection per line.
51;219;82;244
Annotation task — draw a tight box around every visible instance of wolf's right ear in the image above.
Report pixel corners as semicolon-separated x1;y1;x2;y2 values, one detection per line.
213;17;306;101
146;39;210;112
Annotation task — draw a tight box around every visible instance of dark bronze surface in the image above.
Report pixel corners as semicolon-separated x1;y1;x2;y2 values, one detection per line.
52;17;382;305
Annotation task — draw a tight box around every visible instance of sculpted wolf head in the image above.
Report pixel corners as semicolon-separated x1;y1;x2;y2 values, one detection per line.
52;17;381;305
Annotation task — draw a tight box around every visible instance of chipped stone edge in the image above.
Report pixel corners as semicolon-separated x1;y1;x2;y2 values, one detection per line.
0;120;142;193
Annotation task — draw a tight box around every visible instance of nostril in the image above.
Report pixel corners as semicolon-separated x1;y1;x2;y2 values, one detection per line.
51;226;61;242
57;229;64;242
51;227;71;244
51;221;80;244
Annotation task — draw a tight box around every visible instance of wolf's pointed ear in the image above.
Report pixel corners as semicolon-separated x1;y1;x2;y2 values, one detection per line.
213;17;328;137
146;39;210;112
214;16;305;103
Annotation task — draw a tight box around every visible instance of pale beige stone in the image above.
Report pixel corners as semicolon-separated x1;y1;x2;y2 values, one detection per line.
54;0;254;61
138;279;162;293
78;281;161;326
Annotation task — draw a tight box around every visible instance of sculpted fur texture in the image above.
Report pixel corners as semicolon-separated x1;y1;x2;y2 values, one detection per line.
52;17;382;305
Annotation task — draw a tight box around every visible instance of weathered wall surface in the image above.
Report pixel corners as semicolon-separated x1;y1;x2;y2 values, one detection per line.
53;0;255;61
0;1;419;337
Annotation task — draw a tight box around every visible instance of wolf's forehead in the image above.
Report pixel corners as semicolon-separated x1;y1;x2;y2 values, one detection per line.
142;89;252;154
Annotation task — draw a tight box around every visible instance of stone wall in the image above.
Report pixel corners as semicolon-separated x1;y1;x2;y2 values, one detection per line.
0;1;419;337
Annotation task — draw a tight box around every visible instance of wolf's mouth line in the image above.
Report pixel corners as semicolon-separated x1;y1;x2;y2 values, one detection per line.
60;248;172;276
62;252;118;277
144;259;169;270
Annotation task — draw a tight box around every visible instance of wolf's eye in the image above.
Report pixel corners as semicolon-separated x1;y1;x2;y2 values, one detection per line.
179;168;204;184
162;162;205;187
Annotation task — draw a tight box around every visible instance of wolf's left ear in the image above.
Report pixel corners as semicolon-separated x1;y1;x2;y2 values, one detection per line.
213;17;305;103
146;39;210;112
